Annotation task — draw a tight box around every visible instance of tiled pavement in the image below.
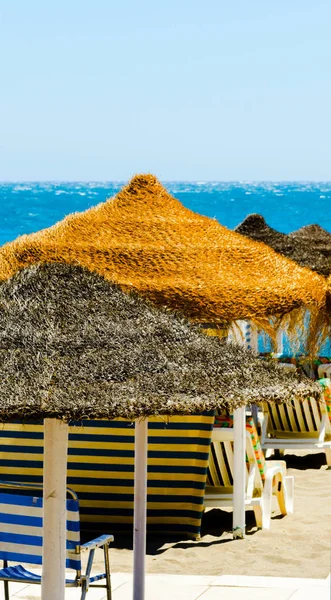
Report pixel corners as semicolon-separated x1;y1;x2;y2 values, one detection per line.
0;573;329;600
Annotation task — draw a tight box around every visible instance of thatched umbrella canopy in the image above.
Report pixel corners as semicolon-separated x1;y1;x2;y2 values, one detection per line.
235;214;331;278
289;224;331;260
0;262;322;599
327;275;331;320
0;262;320;423
0;176;327;335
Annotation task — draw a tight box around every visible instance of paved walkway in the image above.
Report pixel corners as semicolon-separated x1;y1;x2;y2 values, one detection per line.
0;573;329;599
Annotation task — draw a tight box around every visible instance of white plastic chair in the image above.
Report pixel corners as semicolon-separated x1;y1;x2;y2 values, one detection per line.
204;427;294;530
317;364;331;379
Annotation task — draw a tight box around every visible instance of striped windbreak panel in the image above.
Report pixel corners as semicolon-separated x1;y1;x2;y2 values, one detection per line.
0;493;81;571
0;413;215;539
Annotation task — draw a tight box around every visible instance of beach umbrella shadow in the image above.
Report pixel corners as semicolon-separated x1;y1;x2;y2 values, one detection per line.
282;452;327;470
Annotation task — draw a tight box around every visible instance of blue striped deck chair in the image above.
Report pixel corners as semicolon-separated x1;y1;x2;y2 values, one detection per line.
0;413;214;540
0;482;113;600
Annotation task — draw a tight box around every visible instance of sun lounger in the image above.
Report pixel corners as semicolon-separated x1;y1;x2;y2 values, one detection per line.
260;379;331;465
317;364;331;379
204;417;294;530
0;481;113;600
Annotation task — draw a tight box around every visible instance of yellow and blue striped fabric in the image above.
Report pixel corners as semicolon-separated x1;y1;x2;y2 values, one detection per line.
0;413;214;539
0;492;81;571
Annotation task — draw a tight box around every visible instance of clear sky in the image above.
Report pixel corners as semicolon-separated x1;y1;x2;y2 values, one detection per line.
1;0;330;181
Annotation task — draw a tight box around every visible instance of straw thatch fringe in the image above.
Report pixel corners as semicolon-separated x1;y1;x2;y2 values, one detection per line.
326;276;331;336
0;263;321;423
235;214;331;277
272;306;330;359
0;176;327;339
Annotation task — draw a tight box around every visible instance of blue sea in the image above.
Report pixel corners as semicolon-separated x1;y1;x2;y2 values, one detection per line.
0;181;330;246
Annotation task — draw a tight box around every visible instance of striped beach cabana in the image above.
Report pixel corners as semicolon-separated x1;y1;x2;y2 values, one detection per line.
0;262;321;600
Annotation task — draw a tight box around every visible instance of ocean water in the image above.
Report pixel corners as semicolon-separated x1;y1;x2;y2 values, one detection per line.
0;181;330;246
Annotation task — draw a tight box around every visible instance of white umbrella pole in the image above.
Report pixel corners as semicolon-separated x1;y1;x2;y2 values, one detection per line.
276;328;283;355
233;406;246;539
133;418;148;600
41;418;69;600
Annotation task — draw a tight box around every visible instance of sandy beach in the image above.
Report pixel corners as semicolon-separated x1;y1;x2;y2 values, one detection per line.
100;450;331;580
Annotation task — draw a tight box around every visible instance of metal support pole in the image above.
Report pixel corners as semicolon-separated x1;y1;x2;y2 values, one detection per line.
133;419;148;600
233;406;246;539
276;328;283;355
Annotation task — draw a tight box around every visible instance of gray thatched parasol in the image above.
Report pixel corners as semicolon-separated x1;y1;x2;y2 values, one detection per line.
0;262;320;423
0;262;321;600
289;224;331;259
235;214;331;277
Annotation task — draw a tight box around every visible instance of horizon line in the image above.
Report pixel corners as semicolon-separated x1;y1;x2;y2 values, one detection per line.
1;179;331;184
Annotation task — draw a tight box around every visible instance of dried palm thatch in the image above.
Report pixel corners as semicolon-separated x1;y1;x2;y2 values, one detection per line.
0;263;321;423
0;176;327;335
235;214;331;277
327;275;331;324
289;224;331;260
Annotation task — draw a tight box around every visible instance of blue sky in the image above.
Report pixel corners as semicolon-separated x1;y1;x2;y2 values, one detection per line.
1;1;330;181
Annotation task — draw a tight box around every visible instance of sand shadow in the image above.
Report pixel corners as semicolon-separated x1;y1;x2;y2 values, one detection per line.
201;507;233;536
201;507;259;537
281;452;327;470
81;505;268;552
81;508;248;553
81;530;210;553
153;508;263;555
153;536;233;555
